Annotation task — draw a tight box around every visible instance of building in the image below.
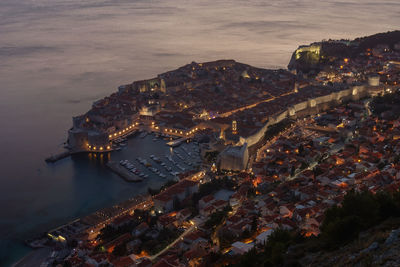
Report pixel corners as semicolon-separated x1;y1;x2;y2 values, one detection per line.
153;180;199;213
132;78;166;93
218;143;249;171
231;241;253;255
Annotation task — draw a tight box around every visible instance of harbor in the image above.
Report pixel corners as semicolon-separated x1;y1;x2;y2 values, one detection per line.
105;131;203;183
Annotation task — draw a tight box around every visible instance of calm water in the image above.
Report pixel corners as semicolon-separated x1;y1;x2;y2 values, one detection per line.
0;0;399;265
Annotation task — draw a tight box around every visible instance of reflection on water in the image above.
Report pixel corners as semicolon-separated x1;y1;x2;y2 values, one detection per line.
86;152;111;165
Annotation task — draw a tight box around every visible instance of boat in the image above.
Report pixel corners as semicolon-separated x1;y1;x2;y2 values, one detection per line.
139;132;147;138
153;157;162;163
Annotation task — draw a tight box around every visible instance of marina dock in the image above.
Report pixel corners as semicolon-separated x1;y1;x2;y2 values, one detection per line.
106;161;143;182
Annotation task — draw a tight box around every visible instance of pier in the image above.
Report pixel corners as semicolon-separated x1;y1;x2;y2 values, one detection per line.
106;161;143;182
167;137;189;147
45;150;70;163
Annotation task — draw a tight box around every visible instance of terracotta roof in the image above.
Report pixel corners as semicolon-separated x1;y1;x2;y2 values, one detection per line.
200;195;215;204
154;179;198;202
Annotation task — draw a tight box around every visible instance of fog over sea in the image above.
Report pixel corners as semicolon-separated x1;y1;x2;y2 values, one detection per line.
0;0;398;265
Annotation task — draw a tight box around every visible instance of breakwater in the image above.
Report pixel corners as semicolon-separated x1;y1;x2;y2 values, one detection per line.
106;161;143;182
45;150;70;163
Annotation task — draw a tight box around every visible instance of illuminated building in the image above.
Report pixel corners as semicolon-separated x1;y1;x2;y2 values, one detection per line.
232;120;237;134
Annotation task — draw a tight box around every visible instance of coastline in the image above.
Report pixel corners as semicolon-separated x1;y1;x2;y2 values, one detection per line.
11;193;152;267
12;248;51;267
8;131;192;266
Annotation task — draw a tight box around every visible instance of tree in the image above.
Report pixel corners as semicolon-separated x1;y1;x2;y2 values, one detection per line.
251;217;258;232
173;196;181;210
298;144;304;154
290;166;295;177
112;242;127;257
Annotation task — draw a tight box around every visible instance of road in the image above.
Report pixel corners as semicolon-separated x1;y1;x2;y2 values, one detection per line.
218;90;296;118
150;224;196;261
288;142;344;181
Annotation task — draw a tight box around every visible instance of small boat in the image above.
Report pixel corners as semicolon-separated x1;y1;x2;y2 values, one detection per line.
153;157;162;163
139;132;147;138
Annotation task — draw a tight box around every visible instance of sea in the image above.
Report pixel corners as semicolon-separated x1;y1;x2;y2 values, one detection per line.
0;0;399;265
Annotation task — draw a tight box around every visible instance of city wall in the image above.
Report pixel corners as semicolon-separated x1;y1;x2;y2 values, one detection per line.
239;85;382;148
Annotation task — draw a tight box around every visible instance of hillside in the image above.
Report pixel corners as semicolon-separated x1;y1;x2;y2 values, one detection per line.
293;218;400;267
224;189;400;267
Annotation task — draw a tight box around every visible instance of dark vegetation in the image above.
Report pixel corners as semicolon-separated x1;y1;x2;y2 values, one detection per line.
192;176;236;206
370;90;400;119
141;228;182;255
205;150;219;163
320;190;400;248
248;118;293;156
216;189;400;266
148;179;178;195
204;205;232;229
